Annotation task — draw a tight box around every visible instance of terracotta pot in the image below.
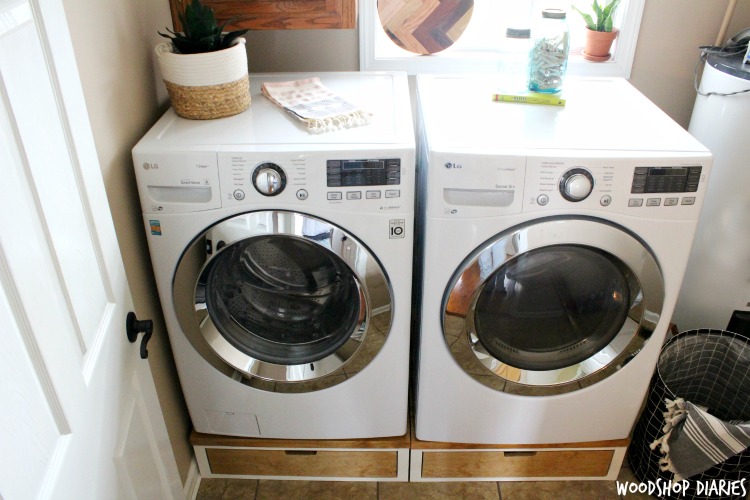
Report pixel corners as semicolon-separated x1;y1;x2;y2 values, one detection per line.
582;27;618;62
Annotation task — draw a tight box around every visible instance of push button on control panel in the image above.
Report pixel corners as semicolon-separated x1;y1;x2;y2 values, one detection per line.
628;198;643;207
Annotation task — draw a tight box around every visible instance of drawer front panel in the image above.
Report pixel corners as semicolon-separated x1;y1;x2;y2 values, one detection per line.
207;448;399;477
421;450;614;478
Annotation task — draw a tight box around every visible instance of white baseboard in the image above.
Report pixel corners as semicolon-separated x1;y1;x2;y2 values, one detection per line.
184;458;201;500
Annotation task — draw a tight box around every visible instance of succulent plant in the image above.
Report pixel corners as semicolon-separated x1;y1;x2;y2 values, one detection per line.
572;0;621;32
159;0;249;54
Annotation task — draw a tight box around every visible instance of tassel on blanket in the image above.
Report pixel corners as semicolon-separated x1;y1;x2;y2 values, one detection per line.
308;110;373;134
650;398;689;482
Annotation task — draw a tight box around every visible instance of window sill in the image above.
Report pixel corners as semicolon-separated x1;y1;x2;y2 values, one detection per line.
359;0;644;79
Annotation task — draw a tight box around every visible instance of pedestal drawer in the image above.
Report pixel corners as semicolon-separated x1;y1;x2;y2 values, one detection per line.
206;448;399;477
421;449;614;479
191;429;410;481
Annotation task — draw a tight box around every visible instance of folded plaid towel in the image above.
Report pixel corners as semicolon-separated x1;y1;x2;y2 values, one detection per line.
261;77;373;134
651;397;750;481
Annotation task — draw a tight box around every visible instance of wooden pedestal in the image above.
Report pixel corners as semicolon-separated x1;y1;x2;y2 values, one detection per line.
192;423;629;482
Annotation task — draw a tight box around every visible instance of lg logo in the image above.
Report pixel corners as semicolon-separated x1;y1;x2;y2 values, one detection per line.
444;162;463;169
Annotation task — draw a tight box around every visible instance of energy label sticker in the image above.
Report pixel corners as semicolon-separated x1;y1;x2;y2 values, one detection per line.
149;220;162;236
389;219;405;239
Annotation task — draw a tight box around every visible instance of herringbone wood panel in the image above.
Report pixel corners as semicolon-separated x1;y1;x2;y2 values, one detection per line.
378;0;474;54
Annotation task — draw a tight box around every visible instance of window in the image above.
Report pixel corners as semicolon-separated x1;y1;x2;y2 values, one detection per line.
360;0;644;78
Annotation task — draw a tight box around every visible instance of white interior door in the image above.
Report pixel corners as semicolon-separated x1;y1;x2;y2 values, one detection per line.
0;0;182;498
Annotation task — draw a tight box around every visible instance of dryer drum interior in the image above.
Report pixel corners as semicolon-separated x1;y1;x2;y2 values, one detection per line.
443;217;665;394
474;245;633;371
203;235;361;365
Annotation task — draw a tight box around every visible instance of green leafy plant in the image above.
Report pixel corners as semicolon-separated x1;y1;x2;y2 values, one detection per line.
572;0;621;32
159;0;248;54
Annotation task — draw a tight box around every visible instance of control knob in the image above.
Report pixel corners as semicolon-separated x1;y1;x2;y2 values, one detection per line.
252;163;286;196
559;168;594;202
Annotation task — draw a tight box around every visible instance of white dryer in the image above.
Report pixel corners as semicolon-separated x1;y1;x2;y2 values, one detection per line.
414;75;712;444
132;72;415;439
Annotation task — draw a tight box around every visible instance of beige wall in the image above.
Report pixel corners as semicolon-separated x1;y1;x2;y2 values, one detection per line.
245;29;359;72
59;0;750;489
61;0;192;484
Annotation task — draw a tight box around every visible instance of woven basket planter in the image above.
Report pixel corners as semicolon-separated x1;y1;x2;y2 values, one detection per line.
155;38;250;120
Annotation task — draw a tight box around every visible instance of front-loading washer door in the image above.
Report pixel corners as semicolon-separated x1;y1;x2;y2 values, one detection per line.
173;210;392;392
443;217;665;396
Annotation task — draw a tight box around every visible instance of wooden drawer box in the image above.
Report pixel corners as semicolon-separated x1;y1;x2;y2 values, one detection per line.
191;430;410;481
410;432;629;482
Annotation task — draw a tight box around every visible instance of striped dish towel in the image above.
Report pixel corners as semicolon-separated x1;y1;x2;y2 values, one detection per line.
651;397;750;481
261;77;372;134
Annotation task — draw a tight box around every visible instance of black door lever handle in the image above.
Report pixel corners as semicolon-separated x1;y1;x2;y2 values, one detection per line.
126;311;153;359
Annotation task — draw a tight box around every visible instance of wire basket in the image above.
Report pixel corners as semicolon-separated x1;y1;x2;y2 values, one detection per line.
629;329;750;500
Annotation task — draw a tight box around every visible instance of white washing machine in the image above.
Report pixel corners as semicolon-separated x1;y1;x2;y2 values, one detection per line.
132;72;415;439
414;75;712;444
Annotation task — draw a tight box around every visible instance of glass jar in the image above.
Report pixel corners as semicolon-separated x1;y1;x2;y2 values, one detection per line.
498;26;532;93
528;8;569;94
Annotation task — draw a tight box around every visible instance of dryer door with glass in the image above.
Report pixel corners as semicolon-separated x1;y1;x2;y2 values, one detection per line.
443;217;665;395
173;210;392;392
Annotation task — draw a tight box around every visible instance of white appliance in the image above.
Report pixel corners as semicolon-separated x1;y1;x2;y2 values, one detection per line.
414;75;712;444
132;72;415;439
673;53;750;333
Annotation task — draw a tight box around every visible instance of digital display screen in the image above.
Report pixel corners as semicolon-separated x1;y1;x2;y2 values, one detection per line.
647;168;688;176
327;158;401;187
343;160;385;170
631;166;702;194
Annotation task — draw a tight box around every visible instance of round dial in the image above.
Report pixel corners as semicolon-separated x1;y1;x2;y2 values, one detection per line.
252;163;286;196
559;168;594;202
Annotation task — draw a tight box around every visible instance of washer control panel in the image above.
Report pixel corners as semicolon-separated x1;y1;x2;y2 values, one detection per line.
217;151;413;212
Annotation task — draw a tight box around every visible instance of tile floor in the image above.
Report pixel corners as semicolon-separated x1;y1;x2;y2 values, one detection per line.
196;465;652;500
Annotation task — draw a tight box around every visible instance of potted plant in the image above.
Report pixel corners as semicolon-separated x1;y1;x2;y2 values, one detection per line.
572;0;620;62
156;0;250;119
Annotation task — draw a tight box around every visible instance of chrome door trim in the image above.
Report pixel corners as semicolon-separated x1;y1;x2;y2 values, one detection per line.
443;217;664;396
173;210;393;392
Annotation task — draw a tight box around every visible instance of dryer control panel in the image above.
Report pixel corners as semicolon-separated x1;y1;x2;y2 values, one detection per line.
428;151;712;221
524;154;711;220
